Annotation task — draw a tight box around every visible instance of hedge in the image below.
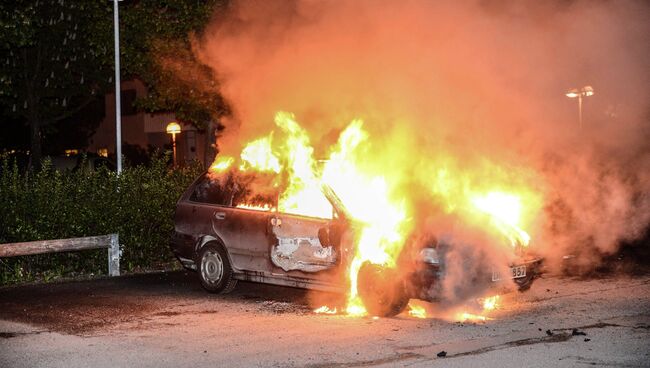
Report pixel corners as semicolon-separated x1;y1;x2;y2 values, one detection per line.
0;155;203;284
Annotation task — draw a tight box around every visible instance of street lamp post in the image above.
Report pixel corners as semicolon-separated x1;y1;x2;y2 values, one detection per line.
565;86;594;129
166;122;182;167
113;0;124;174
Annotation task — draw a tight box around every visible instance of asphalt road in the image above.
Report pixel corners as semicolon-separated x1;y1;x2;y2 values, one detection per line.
1;271;649;368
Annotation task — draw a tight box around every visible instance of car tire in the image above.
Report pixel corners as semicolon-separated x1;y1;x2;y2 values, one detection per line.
357;262;409;317
198;243;238;294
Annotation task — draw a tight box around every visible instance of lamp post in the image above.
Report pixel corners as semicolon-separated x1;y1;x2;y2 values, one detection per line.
565;85;594;129
166;122;182;167
112;0;124;174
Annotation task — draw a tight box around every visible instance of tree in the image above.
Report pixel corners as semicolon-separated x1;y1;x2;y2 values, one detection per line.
0;1;114;168
0;0;230;168
119;0;230;165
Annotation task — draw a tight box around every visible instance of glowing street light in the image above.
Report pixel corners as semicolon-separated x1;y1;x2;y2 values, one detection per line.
166;122;182;167
565;85;594;128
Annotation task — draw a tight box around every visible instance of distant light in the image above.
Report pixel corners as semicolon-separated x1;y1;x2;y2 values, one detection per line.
166;122;181;135
565;86;595;98
565;89;579;98
565;85;595;128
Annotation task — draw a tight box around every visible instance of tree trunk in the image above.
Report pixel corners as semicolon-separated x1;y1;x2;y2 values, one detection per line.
25;72;42;171
28;115;42;171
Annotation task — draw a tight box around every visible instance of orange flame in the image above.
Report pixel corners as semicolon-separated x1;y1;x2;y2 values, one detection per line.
456;312;491;323
314;305;338;314
407;302;427;319
210;112;538;316
455;294;501;322
209;155;234;174
236;203;275;211
481;295;501;311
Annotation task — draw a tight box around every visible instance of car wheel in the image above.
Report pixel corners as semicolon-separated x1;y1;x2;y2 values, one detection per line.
198;243;238;294
357;262;409;317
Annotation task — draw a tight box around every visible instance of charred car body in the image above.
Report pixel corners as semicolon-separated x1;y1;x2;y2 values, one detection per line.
171;171;543;316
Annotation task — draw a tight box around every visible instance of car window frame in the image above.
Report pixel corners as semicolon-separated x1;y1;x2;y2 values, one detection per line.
186;173;236;207
184;172;338;220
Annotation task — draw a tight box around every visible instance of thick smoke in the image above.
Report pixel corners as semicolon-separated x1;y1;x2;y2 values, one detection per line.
192;0;650;275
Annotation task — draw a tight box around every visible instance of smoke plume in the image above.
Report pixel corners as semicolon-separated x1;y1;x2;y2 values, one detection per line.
192;0;650;274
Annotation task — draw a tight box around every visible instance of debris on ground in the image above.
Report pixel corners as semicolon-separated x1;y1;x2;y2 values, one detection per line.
571;328;587;336
584;338;591;342
545;329;554;336
437;351;447;358
258;300;310;314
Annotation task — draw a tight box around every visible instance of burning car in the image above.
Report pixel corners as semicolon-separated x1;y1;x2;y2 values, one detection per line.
171;168;543;317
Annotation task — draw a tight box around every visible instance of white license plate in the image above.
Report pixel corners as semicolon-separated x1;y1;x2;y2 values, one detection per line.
492;265;526;281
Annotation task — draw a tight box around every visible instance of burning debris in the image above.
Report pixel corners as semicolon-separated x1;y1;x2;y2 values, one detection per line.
481;295;501;311
313;306;337;315
407;302;427;319
452;295;502;323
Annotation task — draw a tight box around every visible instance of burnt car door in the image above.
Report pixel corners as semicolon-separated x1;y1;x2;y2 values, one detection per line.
268;204;339;276
220;206;276;273
224;172;341;277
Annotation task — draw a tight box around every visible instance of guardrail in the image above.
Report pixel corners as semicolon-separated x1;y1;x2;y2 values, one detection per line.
0;234;120;276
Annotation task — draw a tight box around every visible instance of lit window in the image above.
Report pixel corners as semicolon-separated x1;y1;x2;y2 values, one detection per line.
64;149;79;156
97;148;108;158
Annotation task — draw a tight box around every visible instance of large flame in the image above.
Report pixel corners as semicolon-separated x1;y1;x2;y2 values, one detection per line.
210;111;540;316
417;156;541;249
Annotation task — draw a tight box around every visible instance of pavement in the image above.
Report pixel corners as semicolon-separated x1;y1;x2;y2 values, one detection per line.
0;271;649;368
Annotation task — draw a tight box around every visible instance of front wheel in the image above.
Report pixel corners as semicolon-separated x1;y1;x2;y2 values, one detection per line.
198;243;238;294
357;262;409;317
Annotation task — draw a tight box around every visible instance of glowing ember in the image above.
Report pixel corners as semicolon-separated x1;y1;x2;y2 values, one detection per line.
236;203;275;211
481;295;501;311
456;312;491;323
314;306;338;314
407;302;427;319
455;295;501;322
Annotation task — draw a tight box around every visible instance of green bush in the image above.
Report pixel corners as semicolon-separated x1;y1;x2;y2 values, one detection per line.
0;155;203;284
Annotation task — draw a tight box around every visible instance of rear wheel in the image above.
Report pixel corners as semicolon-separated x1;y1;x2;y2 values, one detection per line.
198;243;238;293
357;262;409;317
